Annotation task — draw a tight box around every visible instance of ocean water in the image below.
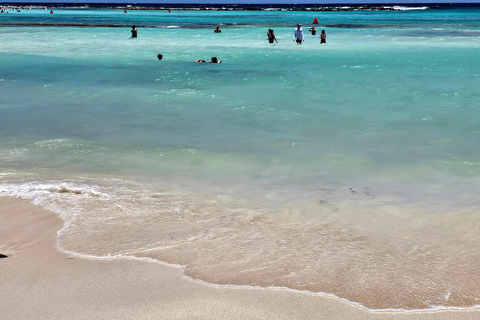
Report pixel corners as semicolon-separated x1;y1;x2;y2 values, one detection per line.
1;4;480;310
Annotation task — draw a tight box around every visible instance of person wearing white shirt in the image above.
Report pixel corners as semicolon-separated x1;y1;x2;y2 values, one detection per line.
293;23;304;44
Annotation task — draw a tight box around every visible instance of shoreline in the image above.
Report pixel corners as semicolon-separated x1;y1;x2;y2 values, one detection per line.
2;195;480;319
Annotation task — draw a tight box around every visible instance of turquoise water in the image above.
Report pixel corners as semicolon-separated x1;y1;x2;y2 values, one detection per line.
1;6;480;310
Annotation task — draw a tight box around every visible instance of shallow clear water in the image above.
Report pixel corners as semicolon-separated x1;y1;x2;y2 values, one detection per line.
1;6;480;310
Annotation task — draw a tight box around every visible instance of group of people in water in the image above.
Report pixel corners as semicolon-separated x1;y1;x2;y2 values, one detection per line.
194;57;222;63
292;23;327;44
213;24;326;45
218;23;326;45
131;23;326;45
131;23;326;63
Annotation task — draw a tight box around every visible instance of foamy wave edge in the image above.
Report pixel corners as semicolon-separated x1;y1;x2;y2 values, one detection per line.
1;182;479;314
391;6;429;11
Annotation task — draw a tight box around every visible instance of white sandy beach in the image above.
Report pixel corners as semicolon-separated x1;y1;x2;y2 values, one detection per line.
1;196;479;320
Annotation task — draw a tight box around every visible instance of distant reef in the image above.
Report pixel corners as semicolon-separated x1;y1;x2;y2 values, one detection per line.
0;4;404;12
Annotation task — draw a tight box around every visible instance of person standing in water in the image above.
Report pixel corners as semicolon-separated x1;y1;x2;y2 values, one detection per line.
131;25;137;38
267;29;277;43
214;26;222;33
293;23;304;44
309;26;317;35
319;30;326;44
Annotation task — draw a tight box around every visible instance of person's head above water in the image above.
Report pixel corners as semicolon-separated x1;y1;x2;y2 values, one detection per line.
211;57;218;63
157;54;163;60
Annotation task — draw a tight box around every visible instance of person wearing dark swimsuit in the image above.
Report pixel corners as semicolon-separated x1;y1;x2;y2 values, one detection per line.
267;29;277;43
320;30;326;44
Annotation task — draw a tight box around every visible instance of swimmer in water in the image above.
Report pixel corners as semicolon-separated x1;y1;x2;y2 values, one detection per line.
131;25;137;38
209;57;222;63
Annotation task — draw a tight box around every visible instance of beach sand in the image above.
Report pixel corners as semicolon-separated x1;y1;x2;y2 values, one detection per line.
1;196;479;320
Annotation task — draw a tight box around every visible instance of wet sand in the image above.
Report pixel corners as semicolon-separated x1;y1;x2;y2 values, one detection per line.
1;196;479;320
